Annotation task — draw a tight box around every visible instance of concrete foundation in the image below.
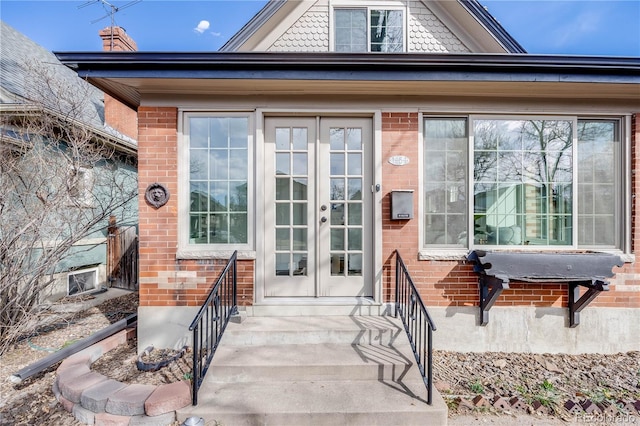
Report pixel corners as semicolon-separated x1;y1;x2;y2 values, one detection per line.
427;306;640;354
137;305;639;355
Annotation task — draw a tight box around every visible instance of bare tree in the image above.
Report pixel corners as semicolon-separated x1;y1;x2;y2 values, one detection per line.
0;61;137;354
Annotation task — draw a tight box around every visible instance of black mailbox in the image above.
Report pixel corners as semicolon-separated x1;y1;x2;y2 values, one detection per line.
391;190;414;220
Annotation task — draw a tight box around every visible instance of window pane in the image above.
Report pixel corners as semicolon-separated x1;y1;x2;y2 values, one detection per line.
190;118;209;148
335;9;367;52
370;10;403;52
424;118;468;246
473;119;573;246
229;181;247;211
229;214;248;243
188;116;249;245
577;120;617;247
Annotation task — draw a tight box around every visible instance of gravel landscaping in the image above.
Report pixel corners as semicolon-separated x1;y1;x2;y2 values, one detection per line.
1;291;637;425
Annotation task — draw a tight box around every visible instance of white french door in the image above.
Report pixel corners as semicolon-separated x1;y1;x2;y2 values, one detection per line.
263;117;372;298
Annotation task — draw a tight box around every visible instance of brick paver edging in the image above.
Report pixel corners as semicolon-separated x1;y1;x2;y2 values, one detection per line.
53;328;191;425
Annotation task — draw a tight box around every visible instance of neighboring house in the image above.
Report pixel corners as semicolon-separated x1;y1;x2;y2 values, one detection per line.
56;0;639;353
0;21;138;299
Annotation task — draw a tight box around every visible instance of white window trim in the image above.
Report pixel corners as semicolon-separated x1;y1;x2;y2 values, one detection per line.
67;267;99;296
418;113;631;260
177;111;254;259
68;166;95;208
329;1;407;53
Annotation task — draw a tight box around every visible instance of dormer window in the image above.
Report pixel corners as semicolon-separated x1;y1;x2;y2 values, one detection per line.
334;8;404;52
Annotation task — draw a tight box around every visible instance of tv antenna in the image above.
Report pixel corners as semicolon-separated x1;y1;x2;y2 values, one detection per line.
79;0;142;50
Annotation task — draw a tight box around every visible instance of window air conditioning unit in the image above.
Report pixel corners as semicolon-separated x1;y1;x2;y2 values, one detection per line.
67;267;98;296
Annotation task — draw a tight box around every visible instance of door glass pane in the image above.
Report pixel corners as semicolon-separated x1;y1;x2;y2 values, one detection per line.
331;179;345;200
348;254;362;276
292;203;307;225
331;254;345;275
276;128;289;150
293;178;308;200
292;254;307;276
293;153;308;175
292;128;308;150
347;153;362;175
276;153;290;175
348;178;362;200
276;203;290;225
348;228;362;250
331;229;344;251
331;153;345;175
348;203;362;225
330;128;345;150
331;203;345;225
276;178;290;200
276;228;290;250
276;253;289;276
347;128;362;150
293;228;307;250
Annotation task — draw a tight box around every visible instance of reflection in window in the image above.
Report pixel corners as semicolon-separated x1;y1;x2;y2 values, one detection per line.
424;118;468;246
335;8;403;52
473;119;573;246
189;117;248;245
577;120;617;247
424;116;621;249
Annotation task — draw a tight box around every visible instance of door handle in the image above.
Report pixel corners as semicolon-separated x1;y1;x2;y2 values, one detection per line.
320;216;327;223
320;205;327;211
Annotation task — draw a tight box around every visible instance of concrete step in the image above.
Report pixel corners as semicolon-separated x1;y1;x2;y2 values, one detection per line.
177;379;448;426
177;316;448;426
209;342;423;382
221;315;405;346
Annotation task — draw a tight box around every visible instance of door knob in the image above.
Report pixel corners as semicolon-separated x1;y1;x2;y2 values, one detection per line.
320;205;327;211
320;216;327;223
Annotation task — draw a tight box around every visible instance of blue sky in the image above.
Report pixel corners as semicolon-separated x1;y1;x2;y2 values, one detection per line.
1;0;639;56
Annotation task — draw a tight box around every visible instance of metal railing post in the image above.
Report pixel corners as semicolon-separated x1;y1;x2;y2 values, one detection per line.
188;251;238;406
394;250;437;405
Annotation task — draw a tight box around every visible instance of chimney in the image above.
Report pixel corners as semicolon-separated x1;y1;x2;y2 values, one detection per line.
99;26;138;52
98;26;138;141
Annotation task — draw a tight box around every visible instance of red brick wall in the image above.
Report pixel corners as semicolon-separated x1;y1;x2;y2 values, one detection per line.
137;106;254;308
381;111;640;309
99;26;138;140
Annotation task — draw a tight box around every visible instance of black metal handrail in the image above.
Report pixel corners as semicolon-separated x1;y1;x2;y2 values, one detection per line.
394;250;437;405
188;251;238;405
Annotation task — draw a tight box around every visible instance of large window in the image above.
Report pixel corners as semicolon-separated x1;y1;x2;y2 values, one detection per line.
423;116;621;249
186;115;250;247
334;8;404;52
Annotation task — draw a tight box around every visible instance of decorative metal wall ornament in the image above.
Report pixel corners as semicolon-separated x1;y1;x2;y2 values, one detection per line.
145;183;170;209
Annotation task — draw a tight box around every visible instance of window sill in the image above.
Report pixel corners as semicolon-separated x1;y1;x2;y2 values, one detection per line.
176;249;256;260
419;249;469;261
418;248;634;263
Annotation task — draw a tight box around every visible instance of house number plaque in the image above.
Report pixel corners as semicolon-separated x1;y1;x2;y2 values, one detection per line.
388;155;410;166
